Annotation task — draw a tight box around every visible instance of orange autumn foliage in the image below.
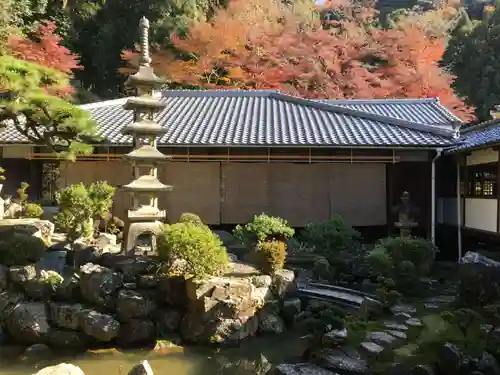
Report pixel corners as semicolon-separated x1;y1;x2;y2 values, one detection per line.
122;0;473;120
6;21;82;76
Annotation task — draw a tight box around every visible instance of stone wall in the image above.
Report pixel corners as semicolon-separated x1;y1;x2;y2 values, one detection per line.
0;250;299;351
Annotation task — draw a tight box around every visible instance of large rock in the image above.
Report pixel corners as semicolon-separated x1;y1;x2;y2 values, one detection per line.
0;291;22;320
47;329;88;349
0;218;54;240
116;290;156;321
258;312;285;335
311;348;371;375
272;269;296;298
0;265;8;290
79;263;123;308
6;302;50;344
48;303;84;330
459;252;500;307
32;363;85;375
276;363;337;375
100;255;156;282
156;308;182;336
127;360;153;375
179;274;259;343
118;319;156;347
157;276;187;307
78;309;120;342
180;313;259;344
9;265;37;283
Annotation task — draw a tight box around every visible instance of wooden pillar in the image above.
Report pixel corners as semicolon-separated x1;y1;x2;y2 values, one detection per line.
497;150;500;232
386;163;394;236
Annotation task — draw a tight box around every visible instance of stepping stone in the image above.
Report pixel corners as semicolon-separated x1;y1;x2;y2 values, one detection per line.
405;318;423;327
394;312;412;320
481;324;494;333
424;303;440;310
360;341;384;355
365;331;398;346
425;295;456;304
386;330;407;340
322;328;348;346
383;321;408;331
390;304;417;315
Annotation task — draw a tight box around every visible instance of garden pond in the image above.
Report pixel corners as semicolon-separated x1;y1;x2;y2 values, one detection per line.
0;333;309;375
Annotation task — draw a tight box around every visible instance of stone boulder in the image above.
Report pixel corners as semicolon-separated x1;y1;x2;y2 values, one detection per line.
310;348;371;375
9;265;37;284
180;273;259;344
459;257;500;307
78;309;120;342
272;269;296;298
156;308;182;336
116;289;156;321
276;363;336;375
32;363;85;375
79;263;123;308
118;319;156;347
127;360;153;375
0;218;54;242
6;301;50;344
0;265;8;290
48;303;84;330
47;329;88;349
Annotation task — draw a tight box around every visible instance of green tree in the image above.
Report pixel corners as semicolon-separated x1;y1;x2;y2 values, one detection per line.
0;55;98;158
442;9;496;121
67;0;227;99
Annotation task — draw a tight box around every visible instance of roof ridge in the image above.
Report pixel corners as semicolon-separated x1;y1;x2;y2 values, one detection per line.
80;97;129;109
461;118;500;134
325;98;439;104
161;89;279;97
270;93;456;138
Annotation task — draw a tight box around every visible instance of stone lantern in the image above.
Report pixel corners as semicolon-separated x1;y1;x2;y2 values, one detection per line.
120;16;172;255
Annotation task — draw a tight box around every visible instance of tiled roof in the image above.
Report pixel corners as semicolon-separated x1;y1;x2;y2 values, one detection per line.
323;98;463;127
0;90;457;148
447;119;500;153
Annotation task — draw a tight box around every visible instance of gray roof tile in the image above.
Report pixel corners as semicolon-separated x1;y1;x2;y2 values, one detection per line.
0;90;457;148
324;98;463;127
448;119;500;153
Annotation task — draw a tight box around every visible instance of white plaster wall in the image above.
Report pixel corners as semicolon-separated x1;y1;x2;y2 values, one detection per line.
465;198;497;232
438;197;463;225
466;148;499;166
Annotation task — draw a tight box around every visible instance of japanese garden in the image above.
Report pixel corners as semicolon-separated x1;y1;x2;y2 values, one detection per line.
0;0;500;374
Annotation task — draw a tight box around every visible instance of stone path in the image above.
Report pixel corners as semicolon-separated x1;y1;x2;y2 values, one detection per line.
359;289;457;358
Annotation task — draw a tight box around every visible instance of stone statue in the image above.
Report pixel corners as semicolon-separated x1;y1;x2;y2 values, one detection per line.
393;191;419;237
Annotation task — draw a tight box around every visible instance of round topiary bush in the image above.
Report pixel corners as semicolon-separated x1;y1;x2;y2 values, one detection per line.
252;240;287;274
0;230;46;266
233;213;295;248
178;212;204;227
157;222;229;277
24;203;44;218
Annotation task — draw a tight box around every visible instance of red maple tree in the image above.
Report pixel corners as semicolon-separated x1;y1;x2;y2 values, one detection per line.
122;0;473;120
6;21;81;75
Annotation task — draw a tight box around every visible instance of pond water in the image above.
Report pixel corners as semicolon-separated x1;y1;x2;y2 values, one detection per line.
0;333;308;375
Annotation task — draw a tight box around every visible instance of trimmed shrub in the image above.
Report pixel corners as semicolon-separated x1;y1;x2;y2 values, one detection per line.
252;240;287;274
55;181;116;241
366;236;436;294
301;215;361;257
0;230;46;266
179;212;204;227
300;216;362;277
157;222;229;277
233;213;295;248
24;203;44;218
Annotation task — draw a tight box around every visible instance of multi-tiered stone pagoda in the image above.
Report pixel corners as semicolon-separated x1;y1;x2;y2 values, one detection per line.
121;16;172;255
